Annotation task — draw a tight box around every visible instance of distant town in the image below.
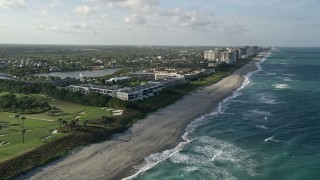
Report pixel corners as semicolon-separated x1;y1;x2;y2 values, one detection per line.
0;45;262;101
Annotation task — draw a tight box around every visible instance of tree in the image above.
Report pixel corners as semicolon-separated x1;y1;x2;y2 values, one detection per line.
82;119;88;127
61;120;68;128
20;117;26;128
68;120;76;130
20;129;26;144
15;114;21;128
0;125;2;130
101;116;115;126
57;118;63;128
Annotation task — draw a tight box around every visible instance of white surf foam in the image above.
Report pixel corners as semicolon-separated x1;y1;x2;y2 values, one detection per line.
273;84;289;89
256;125;269;130
266;72;277;76
245;110;271;117
283;77;293;82
259;94;279;105
264;136;282;143
123;52;272;180
161;136;260;179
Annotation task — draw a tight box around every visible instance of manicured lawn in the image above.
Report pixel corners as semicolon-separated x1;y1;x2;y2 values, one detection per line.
48;99;112;120
191;71;230;86
0;94;112;162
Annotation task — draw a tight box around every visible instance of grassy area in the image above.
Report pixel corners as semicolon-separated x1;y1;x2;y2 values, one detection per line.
191;71;231;86
0;94;112;163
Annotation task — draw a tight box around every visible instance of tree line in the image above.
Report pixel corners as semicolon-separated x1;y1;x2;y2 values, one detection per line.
0;79;128;109
0;94;50;113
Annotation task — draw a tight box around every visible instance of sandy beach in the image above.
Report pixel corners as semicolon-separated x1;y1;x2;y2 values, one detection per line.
18;56;265;180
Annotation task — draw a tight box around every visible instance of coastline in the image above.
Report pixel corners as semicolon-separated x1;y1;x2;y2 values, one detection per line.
18;54;266;180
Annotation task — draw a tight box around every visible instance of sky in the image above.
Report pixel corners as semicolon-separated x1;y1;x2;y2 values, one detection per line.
0;0;320;46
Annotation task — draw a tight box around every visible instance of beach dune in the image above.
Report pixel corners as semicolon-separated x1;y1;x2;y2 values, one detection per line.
19;58;262;180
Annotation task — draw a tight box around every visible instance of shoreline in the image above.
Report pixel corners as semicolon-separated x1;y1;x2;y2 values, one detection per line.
18;54;267;180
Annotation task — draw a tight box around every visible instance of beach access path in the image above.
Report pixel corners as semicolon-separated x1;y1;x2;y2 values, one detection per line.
19;58;262;180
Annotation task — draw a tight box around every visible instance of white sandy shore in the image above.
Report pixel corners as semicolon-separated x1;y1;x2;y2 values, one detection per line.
18;57;263;180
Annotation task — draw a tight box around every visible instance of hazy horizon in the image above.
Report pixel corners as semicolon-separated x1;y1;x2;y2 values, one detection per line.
1;0;319;46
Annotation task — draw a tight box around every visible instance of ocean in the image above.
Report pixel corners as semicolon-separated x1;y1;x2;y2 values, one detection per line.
128;47;320;180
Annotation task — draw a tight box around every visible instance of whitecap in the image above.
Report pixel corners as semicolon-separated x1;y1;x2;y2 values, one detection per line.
191;137;259;176
283;77;293;82
273;84;289;89
184;166;199;172
259;95;279;104
283;73;295;77
264;136;282;143
266;72;277;76
245;110;271;117
230;99;248;104
256;125;269;130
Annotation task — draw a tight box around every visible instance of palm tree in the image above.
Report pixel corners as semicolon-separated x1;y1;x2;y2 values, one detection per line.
20;117;26;128
15;114;21;128
57;118;63;128
20;129;26;144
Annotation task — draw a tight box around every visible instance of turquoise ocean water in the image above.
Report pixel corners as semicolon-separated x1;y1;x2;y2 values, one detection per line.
128;48;320;180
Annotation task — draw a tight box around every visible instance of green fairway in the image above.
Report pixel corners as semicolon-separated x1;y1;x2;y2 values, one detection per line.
0;93;112;162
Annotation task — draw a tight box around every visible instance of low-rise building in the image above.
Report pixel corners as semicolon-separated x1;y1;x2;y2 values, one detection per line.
155;72;184;80
68;84;118;96
130;72;155;80
106;76;131;83
67;78;185;101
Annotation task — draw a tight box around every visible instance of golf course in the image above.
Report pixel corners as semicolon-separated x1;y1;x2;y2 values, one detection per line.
0;92;113;162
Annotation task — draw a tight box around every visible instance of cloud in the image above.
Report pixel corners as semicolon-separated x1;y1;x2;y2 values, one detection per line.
37;22;99;34
87;0;157;11
0;23;12;29
159;8;216;30
108;0;158;13
223;23;248;34
124;14;146;25
89;0;217;31
74;4;98;16
39;9;48;16
50;0;64;8
0;0;26;9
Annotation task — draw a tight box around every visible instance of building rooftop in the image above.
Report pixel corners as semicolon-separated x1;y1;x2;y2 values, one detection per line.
106;76;131;82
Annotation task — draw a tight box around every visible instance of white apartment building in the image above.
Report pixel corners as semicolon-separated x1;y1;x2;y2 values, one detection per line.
116;84;162;101
67;78;185;101
219;51;230;62
204;50;219;61
68;85;118;97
